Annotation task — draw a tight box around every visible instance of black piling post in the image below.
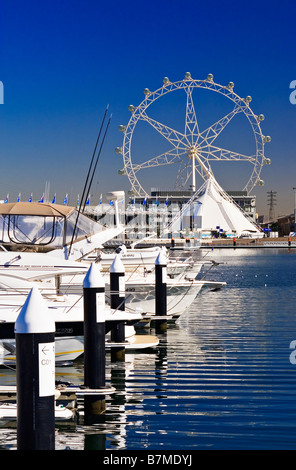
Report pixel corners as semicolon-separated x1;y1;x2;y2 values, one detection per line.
155;248;168;334
83;262;107;418
15;287;56;450
110;254;126;362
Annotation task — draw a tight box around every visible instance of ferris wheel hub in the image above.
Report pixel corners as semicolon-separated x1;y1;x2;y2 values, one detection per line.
188;146;199;156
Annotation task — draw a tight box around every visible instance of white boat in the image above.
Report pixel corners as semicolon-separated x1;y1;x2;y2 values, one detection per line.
52;262;221;321
123;276;225;319
86;244;162;268
0;248;204;288
0;402;73;420
0;277;159;364
0;337;84;366
0;240;209;318
0;248;223;323
0;201;225;331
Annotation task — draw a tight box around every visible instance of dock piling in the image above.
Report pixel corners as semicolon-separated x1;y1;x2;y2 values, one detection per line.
155;248;168;333
110;254;126;362
83;262;107;417
15;287;56;450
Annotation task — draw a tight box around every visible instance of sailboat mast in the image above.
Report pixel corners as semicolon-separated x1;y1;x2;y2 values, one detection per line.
67;106;109;258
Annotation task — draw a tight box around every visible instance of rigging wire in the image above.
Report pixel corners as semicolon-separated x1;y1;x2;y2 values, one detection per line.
82;113;112;214
67;106;111;258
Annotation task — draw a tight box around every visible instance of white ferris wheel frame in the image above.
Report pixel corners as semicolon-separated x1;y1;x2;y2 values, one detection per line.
117;73;271;198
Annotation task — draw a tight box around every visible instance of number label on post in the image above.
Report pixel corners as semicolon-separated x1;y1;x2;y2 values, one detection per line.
119;276;125;298
38;342;55;397
96;292;105;323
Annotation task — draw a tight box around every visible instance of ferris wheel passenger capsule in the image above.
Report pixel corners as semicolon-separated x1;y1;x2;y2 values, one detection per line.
115;147;122;154
257;179;264;186
227;81;235;89
264;136;271;143
118;125;126;132
264;158;271;165
143;88;150;95
128;105;135;112
207;74;214;81
245;96;252;103
258;114;265;121
184;72;191;80
118;169;125;175
163;77;170;84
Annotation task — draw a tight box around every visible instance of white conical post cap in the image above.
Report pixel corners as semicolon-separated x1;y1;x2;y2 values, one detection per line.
155;247;167;266
14;287;55;334
83;262;105;288
110;254;125;273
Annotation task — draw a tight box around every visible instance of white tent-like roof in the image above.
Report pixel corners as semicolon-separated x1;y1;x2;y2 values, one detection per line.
169;176;262;237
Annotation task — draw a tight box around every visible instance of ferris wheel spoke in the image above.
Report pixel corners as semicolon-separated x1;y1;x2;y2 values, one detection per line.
201;144;258;163
199;105;242;146
131;148;187;173
184;85;199;143
140;111;188;149
174;157;192;189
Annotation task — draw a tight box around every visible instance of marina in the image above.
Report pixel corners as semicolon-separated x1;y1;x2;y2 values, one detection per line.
0;248;295;450
0;182;293;451
1;0;296;454
0;83;293;450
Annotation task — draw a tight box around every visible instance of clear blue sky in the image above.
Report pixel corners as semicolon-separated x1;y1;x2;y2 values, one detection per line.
0;0;296;216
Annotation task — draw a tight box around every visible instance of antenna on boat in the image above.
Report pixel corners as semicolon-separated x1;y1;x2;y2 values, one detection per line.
67;106;111;259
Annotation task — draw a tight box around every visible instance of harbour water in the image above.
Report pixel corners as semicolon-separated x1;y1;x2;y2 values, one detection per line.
1;247;296;450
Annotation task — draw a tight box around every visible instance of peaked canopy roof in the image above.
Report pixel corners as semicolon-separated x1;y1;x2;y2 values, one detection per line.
192;177;261;235
169;176;262;237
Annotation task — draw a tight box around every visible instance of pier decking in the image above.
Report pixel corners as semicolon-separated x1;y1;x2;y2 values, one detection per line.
133;237;295;249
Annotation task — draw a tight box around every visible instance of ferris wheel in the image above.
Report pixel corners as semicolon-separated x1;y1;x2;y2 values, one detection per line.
116;72;271;197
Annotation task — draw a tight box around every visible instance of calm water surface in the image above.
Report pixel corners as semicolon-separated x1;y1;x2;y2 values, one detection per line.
1;248;296;450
